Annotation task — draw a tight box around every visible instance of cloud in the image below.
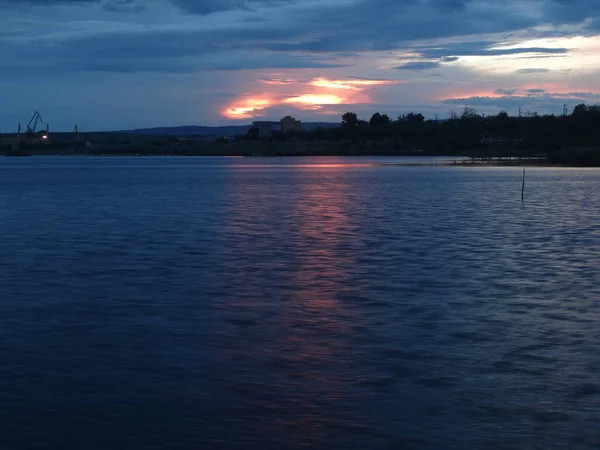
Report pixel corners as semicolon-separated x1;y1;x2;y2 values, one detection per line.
1;0;600;129
171;0;295;15
283;94;345;109
516;68;551;74
259;77;301;85
222;76;396;119
309;77;399;90
394;61;441;71
0;22;350;74
442;91;600;114
543;0;600;24
416;44;569;59
1;0;149;12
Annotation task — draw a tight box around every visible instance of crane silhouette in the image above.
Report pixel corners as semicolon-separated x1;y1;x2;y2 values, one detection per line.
26;111;44;135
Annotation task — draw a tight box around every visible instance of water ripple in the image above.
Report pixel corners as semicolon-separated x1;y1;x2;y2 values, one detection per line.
1;157;600;449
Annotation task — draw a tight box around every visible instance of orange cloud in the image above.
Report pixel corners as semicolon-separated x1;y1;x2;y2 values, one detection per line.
310;77;398;90
223;97;273;119
222;77;398;119
223;94;347;118
282;94;344;110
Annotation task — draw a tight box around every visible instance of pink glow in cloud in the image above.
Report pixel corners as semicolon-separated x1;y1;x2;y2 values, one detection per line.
222;77;399;119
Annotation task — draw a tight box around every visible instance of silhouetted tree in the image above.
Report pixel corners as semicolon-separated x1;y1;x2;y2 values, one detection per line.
370;113;391;127
369;113;382;127
402;112;425;124
246;127;259;140
461;107;479;119
342;112;359;127
572;104;588;115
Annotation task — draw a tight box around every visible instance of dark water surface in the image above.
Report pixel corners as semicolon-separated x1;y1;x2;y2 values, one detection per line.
1;156;600;449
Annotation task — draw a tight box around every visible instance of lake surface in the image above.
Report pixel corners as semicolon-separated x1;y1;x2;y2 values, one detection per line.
1;156;600;449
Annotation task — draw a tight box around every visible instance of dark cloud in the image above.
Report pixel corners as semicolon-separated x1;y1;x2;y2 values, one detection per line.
174;0;475;16
0;0;294;14
543;0;600;24
394;61;440;70
259;76;299;84
102;0;146;12
417;42;569;59
517;68;551;74
0;0;578;77
1;0;576;58
171;0;292;15
434;0;473;11
0;0;147;12
246;0;538;53
5;0;600;28
0;0;97;3
526;88;547;93
494;89;518;95
0;25;348;74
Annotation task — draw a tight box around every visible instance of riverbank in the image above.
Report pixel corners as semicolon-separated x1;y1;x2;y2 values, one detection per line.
3;139;600;167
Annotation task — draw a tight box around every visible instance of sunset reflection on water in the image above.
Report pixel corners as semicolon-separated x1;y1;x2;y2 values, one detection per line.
273;173;360;444
219;166;372;447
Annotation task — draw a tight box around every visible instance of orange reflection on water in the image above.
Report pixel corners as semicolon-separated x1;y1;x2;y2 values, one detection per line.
219;166;363;446
270;166;361;445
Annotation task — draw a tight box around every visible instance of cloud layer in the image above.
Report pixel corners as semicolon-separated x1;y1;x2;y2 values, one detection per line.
1;0;600;129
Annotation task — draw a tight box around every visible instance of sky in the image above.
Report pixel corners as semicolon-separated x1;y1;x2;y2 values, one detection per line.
1;0;600;131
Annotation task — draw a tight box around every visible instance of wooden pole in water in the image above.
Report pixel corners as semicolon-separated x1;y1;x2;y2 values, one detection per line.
521;168;525;202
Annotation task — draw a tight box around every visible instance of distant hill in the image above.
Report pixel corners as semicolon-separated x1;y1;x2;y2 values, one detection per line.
114;125;250;137
115;122;340;137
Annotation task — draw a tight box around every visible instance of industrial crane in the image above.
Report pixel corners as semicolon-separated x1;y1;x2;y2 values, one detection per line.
26;111;44;136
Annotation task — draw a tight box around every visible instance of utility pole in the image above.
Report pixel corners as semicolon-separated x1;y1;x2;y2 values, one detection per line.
563;104;568;116
518;107;522;118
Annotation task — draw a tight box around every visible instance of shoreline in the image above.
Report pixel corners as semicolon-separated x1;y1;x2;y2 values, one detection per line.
3;144;600;167
3;153;597;168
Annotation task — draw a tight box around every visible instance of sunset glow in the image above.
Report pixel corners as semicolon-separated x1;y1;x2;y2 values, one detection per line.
283;94;344;107
222;77;395;119
223;93;348;118
3;0;600;130
309;78;397;90
223;98;273;119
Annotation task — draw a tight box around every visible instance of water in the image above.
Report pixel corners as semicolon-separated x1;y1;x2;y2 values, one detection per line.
1;156;600;449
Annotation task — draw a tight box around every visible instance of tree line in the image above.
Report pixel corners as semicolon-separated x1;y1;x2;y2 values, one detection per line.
246;103;600;162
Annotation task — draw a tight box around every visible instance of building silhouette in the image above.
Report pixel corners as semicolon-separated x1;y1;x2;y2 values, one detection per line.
253;116;302;137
